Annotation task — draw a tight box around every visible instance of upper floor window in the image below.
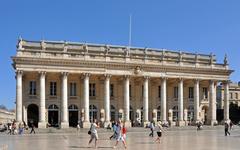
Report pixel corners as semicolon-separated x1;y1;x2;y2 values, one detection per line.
203;87;208;99
50;82;57;96
230;93;233;99
129;84;132;97
174;87;178;99
158;86;161;98
89;83;96;96
110;84;114;97
142;85;144;97
189;87;194;99
70;82;77;96
29;81;36;95
236;93;239;99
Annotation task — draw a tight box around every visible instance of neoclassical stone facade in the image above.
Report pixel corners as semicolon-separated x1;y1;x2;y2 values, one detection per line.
12;39;233;128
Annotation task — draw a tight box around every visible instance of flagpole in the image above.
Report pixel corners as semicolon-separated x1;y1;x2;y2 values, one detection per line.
129;14;132;48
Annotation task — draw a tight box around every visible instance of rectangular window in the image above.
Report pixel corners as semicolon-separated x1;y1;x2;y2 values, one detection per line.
236;93;238;99
110;84;114;97
230;93;233;99
203;87;208;99
89;83;96;96
129;84;132;97
158;86;161;99
142;85;144;97
29;81;36;95
189;87;194;99
174;87;178;99
50;82;57;96
70;82;77;96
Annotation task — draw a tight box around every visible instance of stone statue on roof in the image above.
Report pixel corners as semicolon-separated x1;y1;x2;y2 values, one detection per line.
224;54;228;66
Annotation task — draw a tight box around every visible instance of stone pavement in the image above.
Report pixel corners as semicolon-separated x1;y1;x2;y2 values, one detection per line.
0;126;240;150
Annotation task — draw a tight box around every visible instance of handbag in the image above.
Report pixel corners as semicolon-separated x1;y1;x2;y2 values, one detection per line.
88;124;93;135
88;130;91;135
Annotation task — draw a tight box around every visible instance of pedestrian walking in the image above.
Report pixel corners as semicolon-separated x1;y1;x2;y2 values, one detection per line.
122;123;127;141
109;121;117;140
224;121;230;136
88;119;99;148
155;121;163;143
149;121;155;137
113;121;127;149
30;123;35;134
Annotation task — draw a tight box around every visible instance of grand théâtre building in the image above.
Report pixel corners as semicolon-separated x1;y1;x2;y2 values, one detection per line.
12;39;233;128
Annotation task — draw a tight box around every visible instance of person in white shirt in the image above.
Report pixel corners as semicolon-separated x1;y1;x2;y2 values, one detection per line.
88;119;99;148
155;121;163;143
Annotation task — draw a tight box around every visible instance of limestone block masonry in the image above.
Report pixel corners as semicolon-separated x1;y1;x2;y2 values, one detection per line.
12;38;233;128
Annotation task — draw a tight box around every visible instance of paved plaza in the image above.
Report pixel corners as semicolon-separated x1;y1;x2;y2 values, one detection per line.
0;127;240;150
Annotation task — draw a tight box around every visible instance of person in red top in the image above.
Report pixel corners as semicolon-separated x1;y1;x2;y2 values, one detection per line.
122;123;127;140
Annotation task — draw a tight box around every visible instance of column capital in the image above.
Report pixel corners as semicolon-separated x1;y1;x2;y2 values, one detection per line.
222;80;231;85
16;70;23;76
104;74;112;79
143;76;150;80
124;75;130;79
39;71;46;76
61;72;69;77
161;77;168;80
82;73;91;78
194;79;200;83
177;77;184;82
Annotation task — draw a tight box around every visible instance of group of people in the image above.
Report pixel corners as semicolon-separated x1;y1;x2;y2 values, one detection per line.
88;120;127;149
148;121;164;143
5;120;36;135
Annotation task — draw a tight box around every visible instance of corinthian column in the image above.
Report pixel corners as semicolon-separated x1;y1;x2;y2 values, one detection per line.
104;74;111;127
224;81;230;121
83;73;91;128
178;78;185;126
161;77;167;122
124;75;131;127
38;71;46;128
16;70;23;122
194;79;200;122
209;80;217;125
143;76;149;127
60;72;69;128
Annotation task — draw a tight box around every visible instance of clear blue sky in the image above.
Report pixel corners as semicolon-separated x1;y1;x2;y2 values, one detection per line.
0;0;239;109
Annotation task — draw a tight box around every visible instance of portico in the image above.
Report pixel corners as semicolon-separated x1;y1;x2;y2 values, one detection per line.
12;39;233;128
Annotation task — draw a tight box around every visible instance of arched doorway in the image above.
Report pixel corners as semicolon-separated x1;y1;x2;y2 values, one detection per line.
172;106;178;121
48;104;59;127
89;105;97;123
130;106;133;122
157;106;161;121
68;104;78;127
27;104;39;128
110;105;116;121
202;106;208;124
188;106;194;122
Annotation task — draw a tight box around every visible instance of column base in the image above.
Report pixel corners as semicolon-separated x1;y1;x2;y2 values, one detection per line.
38;122;47;128
209;120;218;126
143;121;150;128
103;121;111;128
124;121;132;128
177;121;186;126
82;121;91;128
60;122;69;128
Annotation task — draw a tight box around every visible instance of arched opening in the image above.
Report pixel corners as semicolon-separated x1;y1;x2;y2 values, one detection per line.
157;106;161;121
172;106;178;121
202;106;208;124
27;104;39;128
68;104;78;127
48;104;59;127
89;105;97;123
188;106;194;122
110;105;116;121
130;106;134;122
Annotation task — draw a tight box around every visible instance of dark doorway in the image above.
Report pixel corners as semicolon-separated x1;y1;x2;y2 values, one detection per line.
68;105;79;127
48;104;59;127
27;104;39;128
229;103;240;124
